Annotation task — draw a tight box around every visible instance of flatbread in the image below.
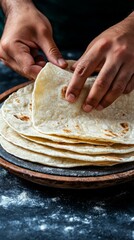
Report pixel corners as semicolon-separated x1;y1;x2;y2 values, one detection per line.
0;114;134;164
32;63;134;144
1;110;134;155
20;134;134;155
1;82;113;146
1;61;134;168
1;135;134;167
0;136;93;168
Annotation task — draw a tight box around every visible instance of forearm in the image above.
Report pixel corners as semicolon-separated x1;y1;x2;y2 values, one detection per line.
0;0;34;17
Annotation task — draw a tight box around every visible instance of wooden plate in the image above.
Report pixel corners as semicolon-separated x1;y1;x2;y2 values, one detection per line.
0;83;134;189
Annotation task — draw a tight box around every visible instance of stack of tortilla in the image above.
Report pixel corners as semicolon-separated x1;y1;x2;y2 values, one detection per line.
0;61;134;168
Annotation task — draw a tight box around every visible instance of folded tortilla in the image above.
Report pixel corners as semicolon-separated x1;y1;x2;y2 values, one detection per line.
32;63;134;144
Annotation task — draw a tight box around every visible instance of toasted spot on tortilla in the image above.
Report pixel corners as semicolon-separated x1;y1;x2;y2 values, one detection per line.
14;114;30;121
61;86;67;99
120;122;129;129
63;128;72;133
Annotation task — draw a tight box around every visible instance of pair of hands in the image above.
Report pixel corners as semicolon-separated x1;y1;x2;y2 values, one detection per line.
0;2;134;111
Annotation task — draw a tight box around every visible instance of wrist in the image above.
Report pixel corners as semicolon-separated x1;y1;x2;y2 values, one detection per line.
129;11;134;18
120;11;134;32
125;11;134;24
0;0;35;17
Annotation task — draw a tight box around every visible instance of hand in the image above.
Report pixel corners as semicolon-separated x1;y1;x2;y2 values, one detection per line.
0;1;67;80
66;12;134;111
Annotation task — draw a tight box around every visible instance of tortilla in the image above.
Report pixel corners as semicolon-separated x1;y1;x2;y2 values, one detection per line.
20;134;134;155
0;113;134;164
1;82;113;146
1;109;134;155
1;61;134;169
1;133;134;167
0;136;93;168
32;63;134;144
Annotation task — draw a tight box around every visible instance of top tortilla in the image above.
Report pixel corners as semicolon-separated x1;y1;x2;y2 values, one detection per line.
1;61;114;146
32;62;134;144
1;79;112;146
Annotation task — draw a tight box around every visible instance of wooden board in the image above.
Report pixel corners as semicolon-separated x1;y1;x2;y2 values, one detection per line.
0;83;134;189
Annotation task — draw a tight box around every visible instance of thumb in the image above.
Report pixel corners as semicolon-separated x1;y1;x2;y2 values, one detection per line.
39;35;67;68
0;43;42;80
15;48;43;80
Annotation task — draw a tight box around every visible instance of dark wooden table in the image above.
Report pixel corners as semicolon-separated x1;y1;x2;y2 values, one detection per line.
0;62;134;240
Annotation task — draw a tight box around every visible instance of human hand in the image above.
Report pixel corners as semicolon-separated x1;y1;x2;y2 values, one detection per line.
0;1;67;80
66;12;134;111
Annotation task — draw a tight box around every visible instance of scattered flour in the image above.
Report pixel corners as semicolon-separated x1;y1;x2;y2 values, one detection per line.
64;226;74;232
39;224;47;231
51;197;60;202
0;169;7;177
93;206;105;212
0;191;44;209
69;216;81;222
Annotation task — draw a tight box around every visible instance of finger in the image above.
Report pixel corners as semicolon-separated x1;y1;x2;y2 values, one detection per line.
13;44;42;79
71;47;95;71
97;64;131;109
71;60;79;70
65;43;104;103
0;42;41;79
72;60;104;75
123;74;134;94
95;60;105;72
0;44;10;61
71;36;107;71
38;34;67;68
82;58;121;112
16;52;42;79
0;44;20;71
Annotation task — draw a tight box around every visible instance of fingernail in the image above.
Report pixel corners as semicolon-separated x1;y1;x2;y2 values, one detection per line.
66;93;76;103
58;58;66;66
96;104;104;111
83;104;93;112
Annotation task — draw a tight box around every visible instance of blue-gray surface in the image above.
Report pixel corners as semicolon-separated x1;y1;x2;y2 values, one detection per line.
0;62;134;240
0;167;134;240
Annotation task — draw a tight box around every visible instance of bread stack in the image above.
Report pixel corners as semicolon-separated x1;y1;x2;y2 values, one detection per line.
0;62;134;168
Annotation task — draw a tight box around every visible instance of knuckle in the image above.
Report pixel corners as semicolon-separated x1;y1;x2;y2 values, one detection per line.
101;98;112;108
86;96;98;107
111;83;124;94
40;26;51;37
98;38;111;53
114;45;127;59
48;46;60;57
96;78;108;89
75;63;88;78
108;63;118;74
1;38;10;51
69;85;81;95
22;66;30;76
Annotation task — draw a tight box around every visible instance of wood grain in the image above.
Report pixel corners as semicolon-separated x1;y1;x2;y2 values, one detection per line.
0;157;134;189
